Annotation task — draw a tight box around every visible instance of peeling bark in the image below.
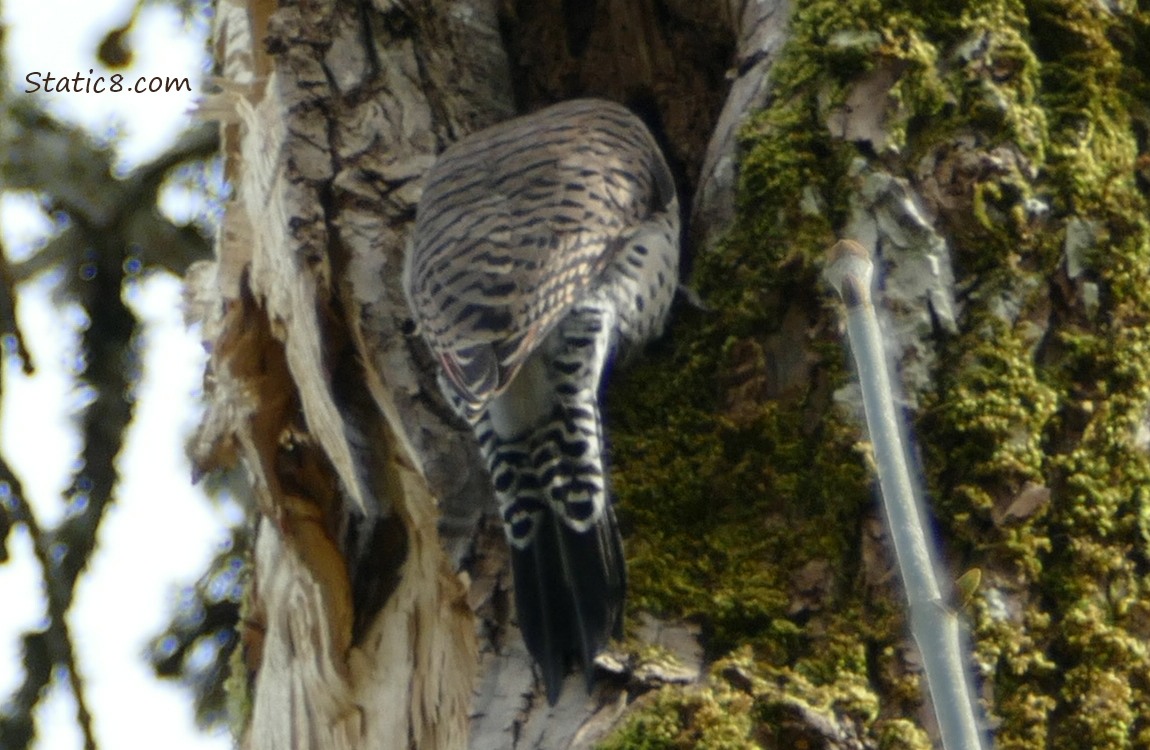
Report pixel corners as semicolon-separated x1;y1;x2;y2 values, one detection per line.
188;0;1150;747
192;0;773;746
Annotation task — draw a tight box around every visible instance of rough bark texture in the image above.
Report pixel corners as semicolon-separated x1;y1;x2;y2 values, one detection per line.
600;1;1150;748
190;0;493;746
190;0;1150;747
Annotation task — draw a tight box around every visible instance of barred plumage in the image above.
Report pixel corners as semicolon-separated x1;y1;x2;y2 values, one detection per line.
404;99;680;702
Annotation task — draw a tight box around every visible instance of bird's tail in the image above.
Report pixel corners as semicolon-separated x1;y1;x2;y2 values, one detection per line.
478;392;626;704
509;496;625;704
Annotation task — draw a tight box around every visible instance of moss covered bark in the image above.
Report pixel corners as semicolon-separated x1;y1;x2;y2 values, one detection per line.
604;0;1150;746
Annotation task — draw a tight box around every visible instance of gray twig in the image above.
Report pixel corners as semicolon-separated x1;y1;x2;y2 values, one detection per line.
824;239;987;750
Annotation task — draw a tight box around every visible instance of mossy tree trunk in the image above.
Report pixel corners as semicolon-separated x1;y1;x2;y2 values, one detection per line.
192;0;1150;747
606;1;1150;748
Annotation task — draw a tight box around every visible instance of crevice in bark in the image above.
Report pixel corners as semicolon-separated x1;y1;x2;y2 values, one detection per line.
498;0;736;270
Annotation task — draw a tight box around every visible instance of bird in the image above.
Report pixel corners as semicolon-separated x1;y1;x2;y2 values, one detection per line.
404;98;680;703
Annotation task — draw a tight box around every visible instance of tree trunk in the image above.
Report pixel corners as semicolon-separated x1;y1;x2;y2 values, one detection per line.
188;0;1150;747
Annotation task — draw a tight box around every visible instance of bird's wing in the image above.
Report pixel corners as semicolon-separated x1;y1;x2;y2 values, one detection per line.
405;100;667;409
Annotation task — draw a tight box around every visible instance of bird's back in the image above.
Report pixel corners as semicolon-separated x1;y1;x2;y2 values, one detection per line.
405;99;676;413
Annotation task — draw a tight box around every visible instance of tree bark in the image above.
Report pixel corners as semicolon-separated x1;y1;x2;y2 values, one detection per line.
189;0;1150;747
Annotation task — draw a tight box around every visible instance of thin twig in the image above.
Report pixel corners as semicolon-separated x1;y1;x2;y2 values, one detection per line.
0;460;99;750
0;238;34;374
824;239;987;750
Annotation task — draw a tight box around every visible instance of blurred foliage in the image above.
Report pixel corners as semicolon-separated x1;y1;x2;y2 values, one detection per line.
147;500;249;730
0;2;226;748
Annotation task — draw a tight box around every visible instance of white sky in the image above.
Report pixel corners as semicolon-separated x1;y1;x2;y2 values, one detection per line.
0;1;234;749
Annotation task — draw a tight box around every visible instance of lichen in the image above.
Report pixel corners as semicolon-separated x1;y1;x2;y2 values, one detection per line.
223;583;255;738
604;0;1150;746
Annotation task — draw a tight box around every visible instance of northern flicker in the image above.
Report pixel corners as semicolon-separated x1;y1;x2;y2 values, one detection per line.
404;98;680;702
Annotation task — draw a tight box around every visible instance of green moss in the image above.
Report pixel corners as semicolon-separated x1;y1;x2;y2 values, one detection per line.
923;2;1150;747
600;650;929;750
605;0;1150;746
611;337;873;658
921;317;1059;571
224;586;255;738
597;678;756;750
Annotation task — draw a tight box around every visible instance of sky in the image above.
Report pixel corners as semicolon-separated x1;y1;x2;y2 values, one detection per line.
0;1;235;749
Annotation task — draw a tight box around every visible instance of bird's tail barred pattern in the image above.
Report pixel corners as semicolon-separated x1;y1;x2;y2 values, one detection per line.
475;301;626;702
403;98;681;702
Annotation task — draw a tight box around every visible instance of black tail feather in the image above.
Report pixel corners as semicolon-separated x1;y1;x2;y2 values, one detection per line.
511;504;626;704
